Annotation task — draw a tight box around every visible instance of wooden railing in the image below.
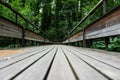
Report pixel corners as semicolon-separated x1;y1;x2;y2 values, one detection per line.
0;0;51;47
64;0;120;48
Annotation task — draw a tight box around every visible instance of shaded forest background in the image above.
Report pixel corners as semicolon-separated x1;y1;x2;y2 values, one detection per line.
0;0;120;51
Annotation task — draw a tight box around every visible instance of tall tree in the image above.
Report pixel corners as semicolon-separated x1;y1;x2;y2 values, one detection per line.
41;0;52;31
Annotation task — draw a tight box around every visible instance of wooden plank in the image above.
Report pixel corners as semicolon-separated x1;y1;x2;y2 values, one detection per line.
0;46;48;61
68;46;120;69
68;46;120;63
0;46;51;69
85;23;120;39
65;46;120;80
0;46;55;80
69;31;83;42
0;18;22;33
0;45;120;80
61;46;108;80
47;47;76;80
85;6;120;34
0;16;47;42
0;29;22;38
85;7;119;34
0;18;22;38
65;6;120;43
25;30;44;41
14;46;57;80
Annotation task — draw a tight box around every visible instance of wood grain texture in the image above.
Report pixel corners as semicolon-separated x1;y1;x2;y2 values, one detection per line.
64;5;120;43
0;16;45;42
47;47;76;80
0;45;120;80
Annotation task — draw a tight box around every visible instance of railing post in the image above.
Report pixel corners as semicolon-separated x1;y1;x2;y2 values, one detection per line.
83;29;86;48
21;27;25;47
105;37;109;49
21;22;27;47
103;0;109;49
13;38;16;48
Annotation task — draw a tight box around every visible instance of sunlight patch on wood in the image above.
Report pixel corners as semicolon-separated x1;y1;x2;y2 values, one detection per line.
0;50;26;57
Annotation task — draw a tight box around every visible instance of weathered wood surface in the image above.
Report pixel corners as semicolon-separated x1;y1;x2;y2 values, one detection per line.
85;6;120;39
64;6;120;43
0;16;44;42
0;16;22;38
0;45;120;80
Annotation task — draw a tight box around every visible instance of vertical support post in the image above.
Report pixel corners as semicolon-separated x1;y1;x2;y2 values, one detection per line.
83;29;86;48
13;38;16;48
21;27;25;47
103;0;108;50
105;37;109;49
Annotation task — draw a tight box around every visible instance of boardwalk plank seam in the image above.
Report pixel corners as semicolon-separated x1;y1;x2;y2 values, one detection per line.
9;47;55;80
64;46;112;80
67;47;120;70
61;47;79;80
0;45;120;80
0;47;54;70
0;47;48;62
43;47;58;80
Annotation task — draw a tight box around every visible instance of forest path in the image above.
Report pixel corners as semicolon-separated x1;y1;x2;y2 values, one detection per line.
0;45;120;80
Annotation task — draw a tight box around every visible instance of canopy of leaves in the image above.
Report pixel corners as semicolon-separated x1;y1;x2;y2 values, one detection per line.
0;0;120;42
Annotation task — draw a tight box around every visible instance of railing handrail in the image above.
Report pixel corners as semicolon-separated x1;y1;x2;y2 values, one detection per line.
67;3;120;41
63;5;120;44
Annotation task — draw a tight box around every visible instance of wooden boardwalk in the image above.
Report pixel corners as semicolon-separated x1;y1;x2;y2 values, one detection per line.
0;45;120;80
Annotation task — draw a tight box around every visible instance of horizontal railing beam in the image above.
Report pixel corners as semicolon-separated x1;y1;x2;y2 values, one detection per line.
64;5;120;44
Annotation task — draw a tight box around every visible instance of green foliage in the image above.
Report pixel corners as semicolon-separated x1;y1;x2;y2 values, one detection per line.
92;37;120;52
0;0;120;51
108;37;120;52
92;39;106;50
0;37;14;48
